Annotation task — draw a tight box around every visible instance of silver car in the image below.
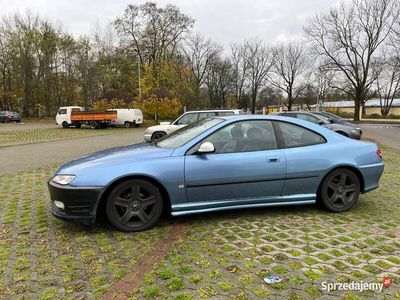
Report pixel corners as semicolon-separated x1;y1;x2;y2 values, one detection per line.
279;111;362;139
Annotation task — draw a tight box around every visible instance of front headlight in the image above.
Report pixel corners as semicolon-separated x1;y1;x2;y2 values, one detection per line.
52;175;76;185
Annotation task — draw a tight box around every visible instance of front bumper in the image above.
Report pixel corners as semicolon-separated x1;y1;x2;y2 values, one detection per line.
48;180;103;225
144;132;152;141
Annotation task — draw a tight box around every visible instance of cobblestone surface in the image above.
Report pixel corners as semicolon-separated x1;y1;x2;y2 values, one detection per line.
137;146;400;299
0;165;172;299
0;144;399;299
0;124;134;147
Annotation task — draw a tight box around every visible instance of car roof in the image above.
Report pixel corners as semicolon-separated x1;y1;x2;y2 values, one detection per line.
185;109;242;113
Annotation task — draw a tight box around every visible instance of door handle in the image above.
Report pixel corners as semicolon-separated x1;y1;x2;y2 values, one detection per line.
267;157;279;163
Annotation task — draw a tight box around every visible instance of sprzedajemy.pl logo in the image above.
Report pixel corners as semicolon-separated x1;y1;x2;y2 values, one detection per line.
321;276;392;293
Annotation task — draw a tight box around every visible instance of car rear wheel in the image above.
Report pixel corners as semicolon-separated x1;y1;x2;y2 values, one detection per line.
124;121;131;128
319;168;360;212
152;131;166;141
106;179;163;232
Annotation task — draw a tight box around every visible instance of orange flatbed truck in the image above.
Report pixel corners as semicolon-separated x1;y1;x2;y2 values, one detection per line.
71;111;117;129
56;106;117;129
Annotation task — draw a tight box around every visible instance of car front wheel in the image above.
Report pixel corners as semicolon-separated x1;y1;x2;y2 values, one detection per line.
152;131;166;141
106;179;163;232
319;168;360;212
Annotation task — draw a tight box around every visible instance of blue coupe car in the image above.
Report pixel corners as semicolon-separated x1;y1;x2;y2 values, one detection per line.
48;115;384;232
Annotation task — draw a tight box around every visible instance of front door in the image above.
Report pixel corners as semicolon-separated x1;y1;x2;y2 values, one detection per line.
184;120;287;203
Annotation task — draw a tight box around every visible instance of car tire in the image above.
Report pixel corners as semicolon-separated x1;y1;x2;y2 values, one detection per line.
124;121;131;128
62;121;69;128
152;131;166;141
319;168;360;213
89;121;98;130
106;179;163;232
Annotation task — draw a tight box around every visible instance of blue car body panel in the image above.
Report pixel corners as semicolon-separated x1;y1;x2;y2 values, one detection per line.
52;115;384;219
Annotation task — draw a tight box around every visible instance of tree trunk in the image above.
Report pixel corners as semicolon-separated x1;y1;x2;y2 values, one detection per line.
353;99;360;121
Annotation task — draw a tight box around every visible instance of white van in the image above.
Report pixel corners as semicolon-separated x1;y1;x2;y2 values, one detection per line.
107;109;143;128
56;106;84;128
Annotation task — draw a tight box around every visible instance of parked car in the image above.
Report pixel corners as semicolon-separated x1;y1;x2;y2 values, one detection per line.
315;111;362;131
278;111;362;139
48;115;384;232
144;109;244;141
107;108;143;128
56;106;117;129
0;111;21;123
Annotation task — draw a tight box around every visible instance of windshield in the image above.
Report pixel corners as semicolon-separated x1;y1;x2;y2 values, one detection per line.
156;118;224;149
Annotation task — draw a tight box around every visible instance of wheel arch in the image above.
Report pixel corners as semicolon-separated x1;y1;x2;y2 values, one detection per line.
96;174;172;220
317;165;365;203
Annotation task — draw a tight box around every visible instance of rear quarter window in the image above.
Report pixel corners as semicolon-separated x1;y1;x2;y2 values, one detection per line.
275;121;326;148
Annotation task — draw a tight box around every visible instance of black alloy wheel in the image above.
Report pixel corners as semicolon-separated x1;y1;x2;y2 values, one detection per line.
106;179;163;232
320;168;360;212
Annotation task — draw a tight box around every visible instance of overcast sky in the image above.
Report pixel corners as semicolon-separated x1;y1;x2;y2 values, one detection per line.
1;0;342;48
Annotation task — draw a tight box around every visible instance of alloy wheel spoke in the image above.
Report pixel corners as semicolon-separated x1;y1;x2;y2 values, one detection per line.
120;210;134;224
136;210;150;223
132;185;141;201
115;197;129;208
340;174;347;185
141;196;155;207
328;182;337;191
344;184;356;193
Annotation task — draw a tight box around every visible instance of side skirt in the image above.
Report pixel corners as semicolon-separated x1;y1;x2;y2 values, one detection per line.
171;194;316;216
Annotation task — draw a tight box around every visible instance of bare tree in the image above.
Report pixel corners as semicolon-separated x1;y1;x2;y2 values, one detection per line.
374;51;400;117
205;57;233;108
312;62;335;108
305;0;399;120
267;41;308;111
242;38;274;114
181;33;222;106
230;43;248;108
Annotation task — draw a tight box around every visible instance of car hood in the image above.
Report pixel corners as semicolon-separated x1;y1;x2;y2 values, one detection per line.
56;142;174;174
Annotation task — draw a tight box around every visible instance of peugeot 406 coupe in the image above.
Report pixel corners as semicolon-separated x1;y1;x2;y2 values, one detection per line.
48;115;384;232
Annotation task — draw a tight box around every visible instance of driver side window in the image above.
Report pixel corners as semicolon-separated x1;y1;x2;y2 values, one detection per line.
202;120;277;154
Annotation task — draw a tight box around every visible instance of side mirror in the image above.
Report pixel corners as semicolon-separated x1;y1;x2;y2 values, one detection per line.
318;120;325;126
329;118;334;124
197;142;215;154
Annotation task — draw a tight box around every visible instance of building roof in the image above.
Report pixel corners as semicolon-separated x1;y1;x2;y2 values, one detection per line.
323;98;400;108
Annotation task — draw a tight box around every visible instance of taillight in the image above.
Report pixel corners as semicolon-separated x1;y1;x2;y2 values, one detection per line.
377;149;383;159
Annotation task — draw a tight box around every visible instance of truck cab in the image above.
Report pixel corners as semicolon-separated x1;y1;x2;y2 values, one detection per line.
56;106;84;128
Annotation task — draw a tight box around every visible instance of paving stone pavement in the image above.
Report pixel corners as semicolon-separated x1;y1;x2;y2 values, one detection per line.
136;145;400;299
0;140;398;299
